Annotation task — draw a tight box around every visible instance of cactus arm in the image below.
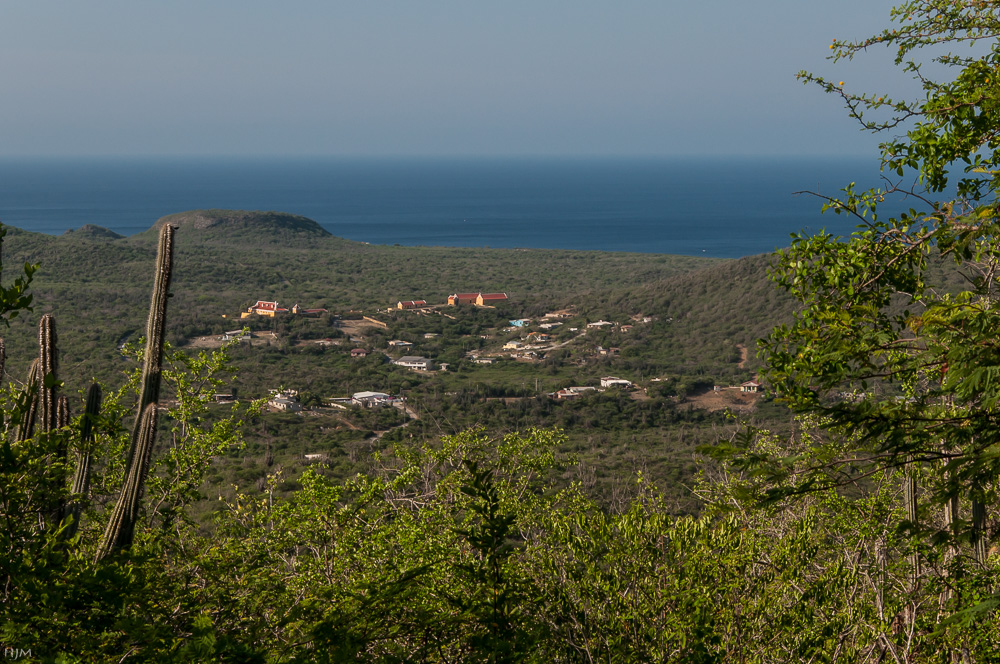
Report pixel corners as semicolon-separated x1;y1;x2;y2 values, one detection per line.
16;359;40;442
96;403;159;557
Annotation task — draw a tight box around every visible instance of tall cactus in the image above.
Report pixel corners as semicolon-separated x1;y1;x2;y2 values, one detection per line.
96;223;175;560
64;383;101;540
38;314;58;434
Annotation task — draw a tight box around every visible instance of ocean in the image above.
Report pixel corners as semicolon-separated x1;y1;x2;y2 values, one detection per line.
0;156;887;258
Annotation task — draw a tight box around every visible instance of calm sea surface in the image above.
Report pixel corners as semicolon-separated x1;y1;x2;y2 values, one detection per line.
0;156;886;258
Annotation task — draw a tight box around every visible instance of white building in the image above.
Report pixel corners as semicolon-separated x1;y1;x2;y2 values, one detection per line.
600;376;633;389
352;391;393;407
394;356;434;371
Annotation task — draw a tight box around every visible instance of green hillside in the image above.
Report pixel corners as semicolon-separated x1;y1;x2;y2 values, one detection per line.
0;212;792;512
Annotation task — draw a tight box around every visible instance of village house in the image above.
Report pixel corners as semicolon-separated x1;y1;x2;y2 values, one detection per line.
352;391;393;407
394;356;434;371
244;300;326;318
597;346;620;356
388;340;414;348
509;319;530;328
448;293;480;305
555;386;597;400
471;357;497;365
447;292;509;306
268;390;302;412
397;300;427;310
600;376;633;389
503;340;525;350
350;348;369;358
291;304;329;316
587;320;615;328
243;300;289;318
477;293;508;306
221;329;250;342
741;380;762;393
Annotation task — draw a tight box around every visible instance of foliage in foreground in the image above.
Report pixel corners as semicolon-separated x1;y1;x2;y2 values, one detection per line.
4;413;1000;662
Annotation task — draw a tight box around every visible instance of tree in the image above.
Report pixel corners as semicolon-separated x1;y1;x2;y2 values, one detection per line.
732;0;1000;644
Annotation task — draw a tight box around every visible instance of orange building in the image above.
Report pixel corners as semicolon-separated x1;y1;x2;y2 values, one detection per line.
243;300;289;318
476;293;508;306
448;293;479;306
397;300;427;310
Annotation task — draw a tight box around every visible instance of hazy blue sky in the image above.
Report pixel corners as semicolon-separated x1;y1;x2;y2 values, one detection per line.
2;0;907;157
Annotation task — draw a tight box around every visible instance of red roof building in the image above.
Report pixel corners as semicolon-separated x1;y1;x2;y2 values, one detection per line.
245;300;283;317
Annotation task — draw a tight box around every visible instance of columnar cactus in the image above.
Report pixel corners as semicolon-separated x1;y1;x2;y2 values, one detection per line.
38;314;58;433
96;223;175;559
64;383;101;540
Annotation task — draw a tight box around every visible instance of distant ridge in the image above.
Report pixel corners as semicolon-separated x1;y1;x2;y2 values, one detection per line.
151;209;333;240
62;224;125;240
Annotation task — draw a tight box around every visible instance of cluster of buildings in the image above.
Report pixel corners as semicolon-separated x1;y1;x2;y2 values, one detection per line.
447;292;508;306
394;293;510;309
243;300;328;318
553;377;633;400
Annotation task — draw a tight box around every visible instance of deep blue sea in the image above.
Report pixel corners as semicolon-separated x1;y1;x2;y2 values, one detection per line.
0;156;887;258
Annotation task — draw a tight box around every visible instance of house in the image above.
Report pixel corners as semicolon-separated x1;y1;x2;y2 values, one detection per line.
587;320;614;328
555;386;597;400
397;300;427;310
472;357;497;365
600;376;633;389
243;300;289;318
539;322;562;330
741;380;762;393
269;391;302;412
291;304;329;316
352;391;393;407
597;346;620;356
424;333;440;339
221;329;250;342
394;356;434;371
438;363;450;372
477;293;508;306
620;325;633;333
388;340;414;348
509;319;530;328
350;348;369;358
448;293;480;306
503;341;525;350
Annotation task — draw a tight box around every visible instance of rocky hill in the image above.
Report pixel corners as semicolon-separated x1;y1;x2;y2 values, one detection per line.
150;209;332;242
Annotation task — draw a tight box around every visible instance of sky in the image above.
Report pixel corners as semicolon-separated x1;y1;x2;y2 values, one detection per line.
1;0;908;157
